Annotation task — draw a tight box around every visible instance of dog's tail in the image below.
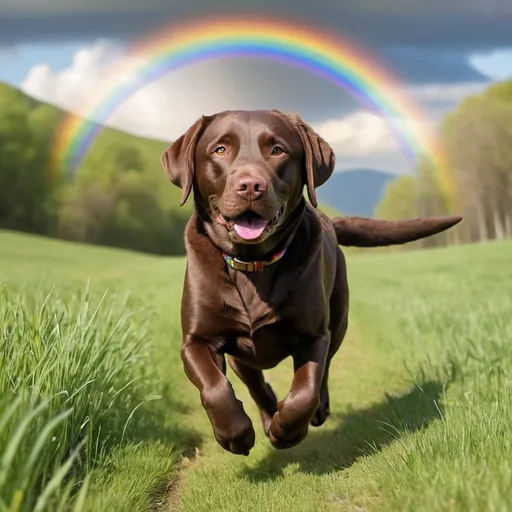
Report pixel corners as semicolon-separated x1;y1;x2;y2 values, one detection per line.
330;215;463;248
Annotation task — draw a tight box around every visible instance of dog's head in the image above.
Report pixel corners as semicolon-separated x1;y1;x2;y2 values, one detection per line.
161;109;335;252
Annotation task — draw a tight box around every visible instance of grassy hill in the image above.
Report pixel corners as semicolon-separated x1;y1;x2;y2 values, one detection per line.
0;81;184;209
1;230;511;511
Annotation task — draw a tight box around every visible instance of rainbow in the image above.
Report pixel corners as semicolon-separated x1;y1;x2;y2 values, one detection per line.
51;17;456;207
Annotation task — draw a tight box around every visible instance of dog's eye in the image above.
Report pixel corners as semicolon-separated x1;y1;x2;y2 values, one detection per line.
214;146;226;155
271;146;284;156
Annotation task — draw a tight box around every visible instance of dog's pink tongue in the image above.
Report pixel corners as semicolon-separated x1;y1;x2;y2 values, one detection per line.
234;217;268;240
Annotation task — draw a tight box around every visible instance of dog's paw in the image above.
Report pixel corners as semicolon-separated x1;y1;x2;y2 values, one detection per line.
201;387;256;456
310;390;330;427
310;405;330;427
214;420;256;456
268;405;309;450
268;417;309;449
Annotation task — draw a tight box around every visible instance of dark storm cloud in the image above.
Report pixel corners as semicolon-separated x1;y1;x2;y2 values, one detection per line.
382;48;488;83
1;0;512;49
0;0;507;90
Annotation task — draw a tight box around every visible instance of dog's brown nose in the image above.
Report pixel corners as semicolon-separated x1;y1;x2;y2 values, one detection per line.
235;174;267;200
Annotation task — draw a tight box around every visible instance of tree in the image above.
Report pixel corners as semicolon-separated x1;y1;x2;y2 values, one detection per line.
441;92;512;243
373;174;426;251
374;174;418;221
0;98;51;233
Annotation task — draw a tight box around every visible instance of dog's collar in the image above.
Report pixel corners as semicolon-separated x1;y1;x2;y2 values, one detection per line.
222;246;287;272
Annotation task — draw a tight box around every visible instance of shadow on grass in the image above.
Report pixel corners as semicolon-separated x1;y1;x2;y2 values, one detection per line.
241;380;446;482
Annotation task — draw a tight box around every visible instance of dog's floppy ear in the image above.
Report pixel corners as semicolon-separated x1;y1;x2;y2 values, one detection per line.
160;115;209;206
280;112;335;208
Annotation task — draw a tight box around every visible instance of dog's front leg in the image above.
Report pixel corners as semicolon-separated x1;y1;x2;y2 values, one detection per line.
268;333;329;449
181;334;255;455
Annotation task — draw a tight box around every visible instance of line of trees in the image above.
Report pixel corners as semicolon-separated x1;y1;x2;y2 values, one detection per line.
0;83;188;255
375;79;512;249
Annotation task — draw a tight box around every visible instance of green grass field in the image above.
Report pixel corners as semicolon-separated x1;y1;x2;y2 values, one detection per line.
1;229;511;511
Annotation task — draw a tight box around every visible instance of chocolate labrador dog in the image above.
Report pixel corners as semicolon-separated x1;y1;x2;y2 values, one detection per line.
161;109;462;456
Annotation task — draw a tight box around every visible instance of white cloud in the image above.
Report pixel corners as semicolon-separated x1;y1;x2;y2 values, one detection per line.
21;39;252;141
312;110;438;173
21;39;125;112
468;48;512;80
313;111;404;156
20;40;482;174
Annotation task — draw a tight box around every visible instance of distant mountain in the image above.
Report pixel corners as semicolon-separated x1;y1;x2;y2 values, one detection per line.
316;169;395;217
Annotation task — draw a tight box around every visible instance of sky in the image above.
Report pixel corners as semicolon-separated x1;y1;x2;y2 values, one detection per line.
1;0;512;174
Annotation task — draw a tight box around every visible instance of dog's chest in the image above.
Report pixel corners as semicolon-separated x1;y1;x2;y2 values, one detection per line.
232;326;295;369
226;268;284;332
220;270;304;368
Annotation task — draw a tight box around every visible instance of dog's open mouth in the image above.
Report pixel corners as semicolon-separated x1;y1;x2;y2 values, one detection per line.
216;207;285;241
